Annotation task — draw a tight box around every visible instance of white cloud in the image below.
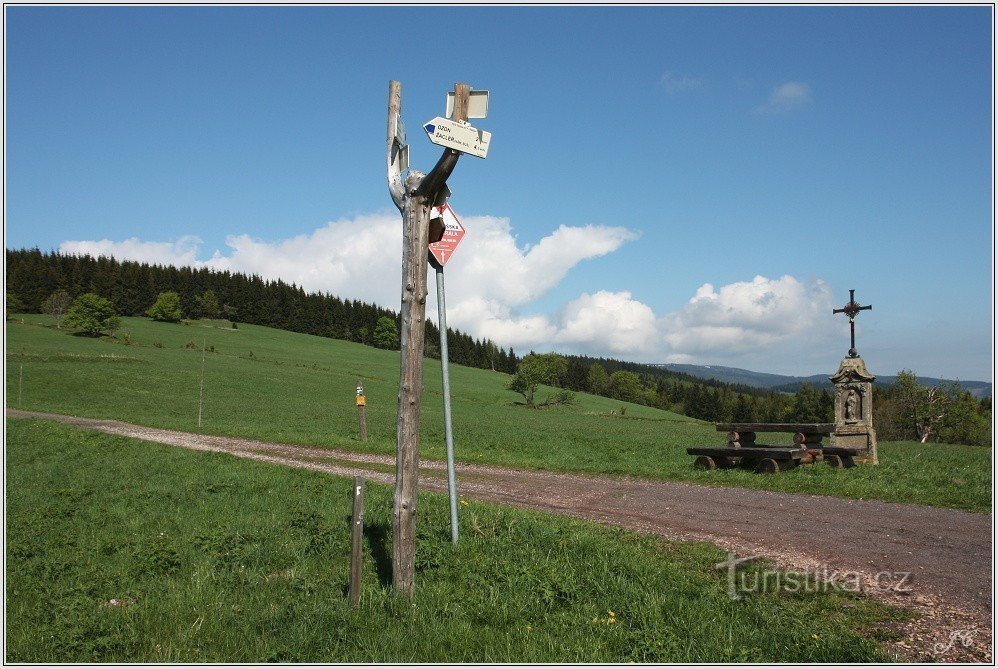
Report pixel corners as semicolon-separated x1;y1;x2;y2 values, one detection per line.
59;217;840;371
660;71;704;95
755;81;811;114
661;275;835;357
60;235;204;266
59;213;640;350
555;290;660;355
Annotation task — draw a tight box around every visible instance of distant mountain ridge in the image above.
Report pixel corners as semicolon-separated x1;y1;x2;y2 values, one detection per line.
656;363;992;398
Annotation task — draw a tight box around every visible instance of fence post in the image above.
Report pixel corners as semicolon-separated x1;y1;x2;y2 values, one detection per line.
349;476;366;607
356;380;367;442
197;338;206;429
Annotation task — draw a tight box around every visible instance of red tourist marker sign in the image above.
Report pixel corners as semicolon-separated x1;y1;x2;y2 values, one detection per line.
428;203;465;266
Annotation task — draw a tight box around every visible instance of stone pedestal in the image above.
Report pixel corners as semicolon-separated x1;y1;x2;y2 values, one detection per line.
829;356;878;464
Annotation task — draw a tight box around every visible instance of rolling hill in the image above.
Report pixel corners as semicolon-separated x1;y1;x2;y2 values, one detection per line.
657;363;992;397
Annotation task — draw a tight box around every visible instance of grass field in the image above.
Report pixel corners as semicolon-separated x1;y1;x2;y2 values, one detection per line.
6;418;909;662
5;315;991;511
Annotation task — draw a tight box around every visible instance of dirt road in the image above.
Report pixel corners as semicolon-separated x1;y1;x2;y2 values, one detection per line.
8;409;993;661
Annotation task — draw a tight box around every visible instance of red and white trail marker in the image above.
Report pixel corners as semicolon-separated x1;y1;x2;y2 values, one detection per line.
428;203;466;266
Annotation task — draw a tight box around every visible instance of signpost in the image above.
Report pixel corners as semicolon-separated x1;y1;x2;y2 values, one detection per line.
423;117;491;159
356;380;367;442
385;80;490;597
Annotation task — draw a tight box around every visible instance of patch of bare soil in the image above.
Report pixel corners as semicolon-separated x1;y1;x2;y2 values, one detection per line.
8;409;992;662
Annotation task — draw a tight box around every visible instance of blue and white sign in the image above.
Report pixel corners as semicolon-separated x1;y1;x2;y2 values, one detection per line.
423;117;491;159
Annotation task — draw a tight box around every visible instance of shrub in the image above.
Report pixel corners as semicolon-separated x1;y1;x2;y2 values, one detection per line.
146;291;183;323
63;294;120;337
41;290;73;328
373;317;400;350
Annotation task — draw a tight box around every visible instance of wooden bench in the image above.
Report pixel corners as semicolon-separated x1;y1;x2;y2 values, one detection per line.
687;422;860;473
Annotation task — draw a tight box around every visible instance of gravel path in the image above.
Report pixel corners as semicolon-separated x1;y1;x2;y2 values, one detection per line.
8;409;993;661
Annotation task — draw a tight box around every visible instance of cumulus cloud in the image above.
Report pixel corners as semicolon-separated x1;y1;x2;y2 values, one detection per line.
59;213;640;350
555;290;660;355
59;216;839;370
660;71;704;95
755;81;811;114
61;235;204;267
661;275;836;359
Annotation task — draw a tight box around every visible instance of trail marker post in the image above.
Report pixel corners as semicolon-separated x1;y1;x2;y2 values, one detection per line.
356;380;367;442
197;338;206;429
386;80;488;596
349;476;366;607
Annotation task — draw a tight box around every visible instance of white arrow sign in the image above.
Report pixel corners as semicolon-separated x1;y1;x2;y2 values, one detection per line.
422;117;491;159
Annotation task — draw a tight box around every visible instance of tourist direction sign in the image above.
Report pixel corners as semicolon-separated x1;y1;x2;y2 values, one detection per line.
428;203;465;266
423;117;491;159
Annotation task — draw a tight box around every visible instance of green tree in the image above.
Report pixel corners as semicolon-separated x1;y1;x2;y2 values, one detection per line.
608;370;644;404
63;293;120;336
6;291;24;319
372;316;400;350
197;289;220;319
146;291;183;323
508;353;571;408
41;289;73;328
938;388;990;447
891;370;949;443
787;383;824;423
587;363;611;396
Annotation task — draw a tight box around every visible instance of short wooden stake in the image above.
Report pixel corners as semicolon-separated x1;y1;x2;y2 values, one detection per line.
349;476;365;607
356;380;367;442
197;338;206;429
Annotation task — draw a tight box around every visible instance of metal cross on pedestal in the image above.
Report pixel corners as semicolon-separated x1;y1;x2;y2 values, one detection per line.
832;289;873;358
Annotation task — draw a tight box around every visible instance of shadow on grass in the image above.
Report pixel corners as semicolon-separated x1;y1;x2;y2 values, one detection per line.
364;523;393;588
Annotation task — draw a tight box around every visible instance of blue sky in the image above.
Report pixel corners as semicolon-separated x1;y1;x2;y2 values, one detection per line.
5;6;993;380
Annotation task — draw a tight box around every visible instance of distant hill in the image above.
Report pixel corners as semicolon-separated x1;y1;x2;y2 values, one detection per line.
656;363;992;398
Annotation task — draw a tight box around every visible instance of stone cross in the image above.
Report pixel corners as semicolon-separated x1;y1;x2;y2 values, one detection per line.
832;289;872;358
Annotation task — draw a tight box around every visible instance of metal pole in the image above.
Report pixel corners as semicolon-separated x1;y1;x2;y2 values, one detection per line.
18;363;23;406
436;265;459;544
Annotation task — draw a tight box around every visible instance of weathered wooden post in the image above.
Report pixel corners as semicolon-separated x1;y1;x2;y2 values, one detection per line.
197;338;206;429
349;476;365;607
356;380;367;442
386;80;487;597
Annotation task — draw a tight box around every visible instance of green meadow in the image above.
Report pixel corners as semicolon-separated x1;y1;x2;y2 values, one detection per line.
6;418;908;662
5;314;991;511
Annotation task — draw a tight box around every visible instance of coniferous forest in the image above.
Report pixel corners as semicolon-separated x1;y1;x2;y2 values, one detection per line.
5;248;519;373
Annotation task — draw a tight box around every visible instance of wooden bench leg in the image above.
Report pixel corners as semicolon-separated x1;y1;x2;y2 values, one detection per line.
694;455;717;470
756;458;780;474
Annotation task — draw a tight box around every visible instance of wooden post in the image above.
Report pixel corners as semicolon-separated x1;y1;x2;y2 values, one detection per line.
349;476;365;607
197;338;206;429
387;81;467;597
356;380;367;442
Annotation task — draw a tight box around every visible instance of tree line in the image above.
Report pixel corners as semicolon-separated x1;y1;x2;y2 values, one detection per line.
507;352;990;447
5;248;520;373
8;248;990;445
